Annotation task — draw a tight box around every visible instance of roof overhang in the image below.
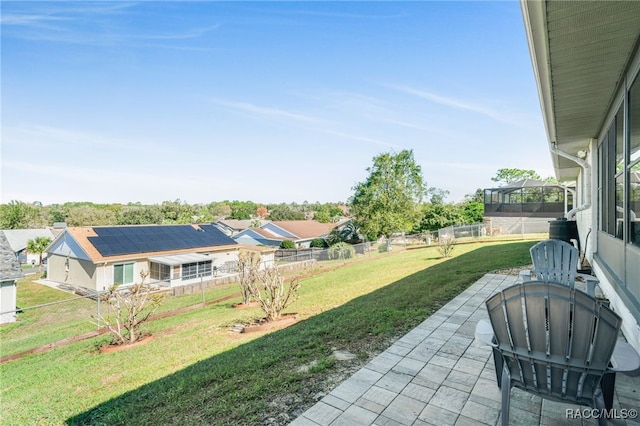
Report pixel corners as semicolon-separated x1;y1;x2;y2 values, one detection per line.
521;0;640;181
148;253;213;266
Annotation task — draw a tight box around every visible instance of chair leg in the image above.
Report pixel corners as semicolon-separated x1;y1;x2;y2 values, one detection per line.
601;372;616;411
493;348;503;388
501;364;510;426
593;387;608;426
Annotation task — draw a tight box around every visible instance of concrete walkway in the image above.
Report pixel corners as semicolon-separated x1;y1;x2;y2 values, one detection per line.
290;274;640;426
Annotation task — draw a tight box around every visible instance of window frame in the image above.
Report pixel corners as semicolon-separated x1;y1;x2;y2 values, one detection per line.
113;262;135;285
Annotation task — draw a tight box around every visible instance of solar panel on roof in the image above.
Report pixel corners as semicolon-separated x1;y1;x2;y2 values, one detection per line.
88;224;237;257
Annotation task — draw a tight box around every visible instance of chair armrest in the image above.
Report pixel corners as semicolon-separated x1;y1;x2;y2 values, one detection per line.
519;270;533;282
475;319;497;347
576;273;598;297
610;341;640;376
576;273;598;283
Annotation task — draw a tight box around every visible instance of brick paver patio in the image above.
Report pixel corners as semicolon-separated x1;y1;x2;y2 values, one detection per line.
290;274;640;426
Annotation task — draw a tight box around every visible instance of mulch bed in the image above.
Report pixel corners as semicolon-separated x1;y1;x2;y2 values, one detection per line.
230;313;298;334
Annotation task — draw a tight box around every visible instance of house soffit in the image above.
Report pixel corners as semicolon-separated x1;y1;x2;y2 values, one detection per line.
525;1;640;180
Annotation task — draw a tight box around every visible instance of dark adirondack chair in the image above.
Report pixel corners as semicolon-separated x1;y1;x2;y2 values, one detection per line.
519;239;598;296
475;281;640;426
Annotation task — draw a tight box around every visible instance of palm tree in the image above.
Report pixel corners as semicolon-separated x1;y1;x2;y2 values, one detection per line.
327;221;362;245
26;236;52;273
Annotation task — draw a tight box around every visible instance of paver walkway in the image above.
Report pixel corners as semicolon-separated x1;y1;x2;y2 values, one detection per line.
290;273;640;426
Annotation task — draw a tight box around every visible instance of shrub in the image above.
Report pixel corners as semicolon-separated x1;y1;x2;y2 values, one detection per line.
438;235;455;258
328;242;356;261
310;238;327;248
280;240;296;249
246;266;301;321
237;250;261;304
93;271;165;346
378;242;391;253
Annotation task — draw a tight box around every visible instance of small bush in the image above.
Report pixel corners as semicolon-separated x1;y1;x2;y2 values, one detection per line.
378;242;391;253
438;235;455;258
328;242;356;261
93;271;165;346
310;238;327;248
237;250;261;304
280;240;296;249
247;266;301;321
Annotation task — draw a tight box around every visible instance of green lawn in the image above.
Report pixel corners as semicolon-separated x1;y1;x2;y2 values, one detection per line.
0;275;248;357
0;278;99;356
0;240;536;426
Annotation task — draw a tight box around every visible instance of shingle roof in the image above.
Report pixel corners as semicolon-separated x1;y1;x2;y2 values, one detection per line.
64;224;240;263
217;219;270;231
249;228;286;241
0;232;24;281
269;221;338;240
2;228;55;253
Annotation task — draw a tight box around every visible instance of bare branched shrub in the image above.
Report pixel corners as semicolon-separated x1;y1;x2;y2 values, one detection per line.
247;266;301;321
438;235;455;258
237;249;262;304
94;271;165;346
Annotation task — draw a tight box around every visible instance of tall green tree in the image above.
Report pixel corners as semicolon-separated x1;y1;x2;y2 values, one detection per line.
465;188;485;204
0;201;39;229
207;202;232;220
349;150;426;241
457;188;485;224
267;204;305;221
460;201;484;224
491;168;542;184
27;236;52;272
66;205;115;226
313;204;344;223
227;201;258;220
116;205;163;225
413;203;465;233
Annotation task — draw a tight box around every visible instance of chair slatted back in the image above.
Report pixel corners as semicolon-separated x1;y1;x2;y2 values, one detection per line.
530;240;579;287
486;281;621;406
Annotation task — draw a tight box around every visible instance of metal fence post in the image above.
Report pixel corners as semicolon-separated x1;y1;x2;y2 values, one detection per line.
97;293;101;329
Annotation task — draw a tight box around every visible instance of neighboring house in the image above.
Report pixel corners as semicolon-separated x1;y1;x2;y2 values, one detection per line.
0;232;24;324
521;0;640;350
214;219;270;236
483;179;574;235
233;220;342;248
2;228;57;265
232;227;287;247
45;224;275;291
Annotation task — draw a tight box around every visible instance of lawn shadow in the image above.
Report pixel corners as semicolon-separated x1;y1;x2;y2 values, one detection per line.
67;241;535;425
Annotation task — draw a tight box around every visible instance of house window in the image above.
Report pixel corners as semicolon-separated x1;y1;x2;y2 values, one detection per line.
181;260;212;280
150;262;170;281
628;74;640;245
182;263;197;280
114;263;134;285
599;105;624;239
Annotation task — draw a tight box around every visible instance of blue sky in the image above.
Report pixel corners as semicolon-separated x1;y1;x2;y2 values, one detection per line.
1;1;552;206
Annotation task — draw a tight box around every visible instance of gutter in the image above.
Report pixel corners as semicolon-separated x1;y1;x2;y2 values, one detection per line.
549;142;591;220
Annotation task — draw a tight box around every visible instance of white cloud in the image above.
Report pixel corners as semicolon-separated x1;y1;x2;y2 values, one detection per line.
388;85;519;125
208;98;326;125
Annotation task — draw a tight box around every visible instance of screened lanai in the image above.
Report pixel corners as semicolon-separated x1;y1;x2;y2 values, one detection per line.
483;179;573;217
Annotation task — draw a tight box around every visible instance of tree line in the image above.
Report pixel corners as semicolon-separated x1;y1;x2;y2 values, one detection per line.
1;152;549;240
0;200;347;229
